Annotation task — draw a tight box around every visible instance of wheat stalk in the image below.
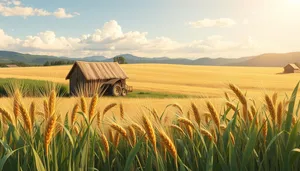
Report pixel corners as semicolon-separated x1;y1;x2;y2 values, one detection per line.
265;94;276;123
99;133;109;157
19;103;32;133
127;126;136;146
113;132;120;147
0;107;14;124
13;90;21;124
206;102;220;131
142;115;157;153
229;83;248;121
29;101;35;127
88;94;98;122
120;103;124;119
103;103;117;118
132;123;146;138
191;102;201;126
178;117;194;129
108;129;114;143
110;123;127;138
224;92;231;101
172;103;183;115
250;105;259;126
262;117;268;143
203;112;211;125
277;102;283;127
80;96;87;114
97;111;101;129
159;131;177;166
71;103;79;125
186;125;193;140
200;128;214;142
49;90;56;116
170;124;185;135
272;93;278;105
44;100;49;120
44;115;57;156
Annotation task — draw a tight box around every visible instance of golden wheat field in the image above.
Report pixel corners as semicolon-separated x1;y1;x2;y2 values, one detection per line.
0;64;298;98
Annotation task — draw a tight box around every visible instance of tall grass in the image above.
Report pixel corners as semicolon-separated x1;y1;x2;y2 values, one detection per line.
0;83;300;170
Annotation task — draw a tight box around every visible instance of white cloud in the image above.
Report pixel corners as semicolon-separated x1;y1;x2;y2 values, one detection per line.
11;0;20;5
0;1;78;18
22;31;81;51
53;8;78;18
188;18;236;28
0;20;256;58
0;29;20;48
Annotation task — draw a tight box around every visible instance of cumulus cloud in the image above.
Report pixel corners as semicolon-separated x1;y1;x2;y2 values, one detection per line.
0;29;20;48
188;18;236;28
0;0;78;18
0;20;256;58
53;8;79;18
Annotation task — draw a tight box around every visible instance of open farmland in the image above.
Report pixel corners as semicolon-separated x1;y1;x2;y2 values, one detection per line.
0;64;298;98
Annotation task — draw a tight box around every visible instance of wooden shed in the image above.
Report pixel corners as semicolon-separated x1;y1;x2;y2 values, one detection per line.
284;64;300;73
66;61;132;96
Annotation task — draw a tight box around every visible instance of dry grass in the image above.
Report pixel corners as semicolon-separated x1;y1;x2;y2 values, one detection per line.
0;64;298;97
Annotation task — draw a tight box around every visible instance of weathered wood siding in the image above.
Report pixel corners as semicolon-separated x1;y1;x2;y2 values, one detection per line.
69;66;86;96
284;65;298;73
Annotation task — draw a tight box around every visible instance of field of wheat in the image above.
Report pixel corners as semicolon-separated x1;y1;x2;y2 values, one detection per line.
0;82;300;170
0;64;298;97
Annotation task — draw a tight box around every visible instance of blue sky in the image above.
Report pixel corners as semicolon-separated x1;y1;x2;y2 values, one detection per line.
0;0;299;58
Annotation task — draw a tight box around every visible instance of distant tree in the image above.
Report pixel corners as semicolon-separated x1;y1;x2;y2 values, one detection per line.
44;61;50;66
44;60;74;66
113;56;127;64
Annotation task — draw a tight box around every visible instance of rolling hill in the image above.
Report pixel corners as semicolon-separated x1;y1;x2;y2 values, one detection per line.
230;52;300;67
0;50;299;67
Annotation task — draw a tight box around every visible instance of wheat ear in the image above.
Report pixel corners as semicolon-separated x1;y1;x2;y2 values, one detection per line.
80;96;87;114
206;102;220;131
265;94;276;123
0;108;14;124
88;94;98;122
29;101;35;126
44;115;56;156
13;90;21;124
19;103;32;134
102;103;117;119
142;115;157;153
71;103;79;125
191;102;201;126
44;100;49;120
159;131;177;167
100;133;109;157
49;90;56;116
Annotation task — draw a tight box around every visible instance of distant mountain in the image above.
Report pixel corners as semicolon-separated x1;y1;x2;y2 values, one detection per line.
0;50;299;67
0;51;62;65
105;54;253;66
230;52;300;67
80;56;107;62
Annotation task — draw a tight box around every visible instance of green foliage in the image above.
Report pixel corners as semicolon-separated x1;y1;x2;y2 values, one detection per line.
113;56;127;64
43;60;74;66
124;90;198;98
0;83;300;170
0;78;68;97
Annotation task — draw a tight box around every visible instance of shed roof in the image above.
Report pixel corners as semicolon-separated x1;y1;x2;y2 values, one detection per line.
66;61;128;80
285;63;299;70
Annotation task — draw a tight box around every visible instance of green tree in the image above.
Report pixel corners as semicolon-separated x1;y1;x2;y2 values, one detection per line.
44;61;50;66
113;56;127;64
